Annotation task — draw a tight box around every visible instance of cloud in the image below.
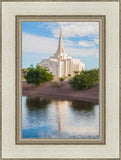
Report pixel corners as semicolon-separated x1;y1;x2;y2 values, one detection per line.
22;32;58;55
51;22;99;38
62;126;99;136
94;38;99;44
22;32;99;58
66;47;99;58
78;41;95;47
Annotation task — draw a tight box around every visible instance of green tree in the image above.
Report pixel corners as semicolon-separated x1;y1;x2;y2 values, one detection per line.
69;68;99;90
73;71;79;75
24;65;54;86
68;74;71;77
22;68;28;74
59;77;65;81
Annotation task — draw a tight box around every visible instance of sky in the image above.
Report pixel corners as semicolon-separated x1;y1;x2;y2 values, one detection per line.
22;22;99;70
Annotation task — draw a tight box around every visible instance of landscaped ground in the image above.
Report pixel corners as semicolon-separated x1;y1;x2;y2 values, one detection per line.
22;80;99;104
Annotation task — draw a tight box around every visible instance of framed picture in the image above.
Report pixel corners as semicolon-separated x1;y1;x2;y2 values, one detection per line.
16;16;105;145
1;0;120;159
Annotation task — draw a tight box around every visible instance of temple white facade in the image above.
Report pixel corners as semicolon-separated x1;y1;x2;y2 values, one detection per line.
37;28;85;77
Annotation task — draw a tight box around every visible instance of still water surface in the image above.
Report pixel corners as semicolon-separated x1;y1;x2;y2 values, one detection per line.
22;96;99;138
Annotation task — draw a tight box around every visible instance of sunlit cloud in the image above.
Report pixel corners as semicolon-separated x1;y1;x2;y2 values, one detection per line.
94;38;99;44
22;32;58;54
78;41;95;47
51;22;99;38
22;32;99;58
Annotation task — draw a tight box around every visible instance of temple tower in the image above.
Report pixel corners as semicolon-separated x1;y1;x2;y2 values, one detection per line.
37;27;85;77
56;28;65;60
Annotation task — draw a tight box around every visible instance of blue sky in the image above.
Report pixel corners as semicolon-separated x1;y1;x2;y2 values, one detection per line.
22;22;99;70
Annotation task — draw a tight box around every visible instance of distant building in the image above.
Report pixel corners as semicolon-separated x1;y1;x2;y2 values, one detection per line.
37;28;85;77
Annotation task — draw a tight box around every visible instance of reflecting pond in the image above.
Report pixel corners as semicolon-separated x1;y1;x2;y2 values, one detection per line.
22;96;99;138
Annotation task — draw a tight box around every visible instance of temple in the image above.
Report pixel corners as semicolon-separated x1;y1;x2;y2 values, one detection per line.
37;28;85;77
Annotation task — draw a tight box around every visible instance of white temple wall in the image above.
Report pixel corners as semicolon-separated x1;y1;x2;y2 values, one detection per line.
38;59;85;78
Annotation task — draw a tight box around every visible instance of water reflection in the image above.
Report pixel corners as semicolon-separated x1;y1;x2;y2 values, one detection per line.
22;96;99;138
71;100;95;112
55;101;63;136
26;97;51;111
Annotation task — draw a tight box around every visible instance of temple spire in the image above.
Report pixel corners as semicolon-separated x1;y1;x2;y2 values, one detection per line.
57;27;64;55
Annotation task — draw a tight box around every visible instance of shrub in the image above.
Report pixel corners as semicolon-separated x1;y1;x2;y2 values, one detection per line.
73;71;79;75
67;74;72;80
52;81;61;88
69;68;99;90
59;77;65;81
24;65;54;86
22;68;28;74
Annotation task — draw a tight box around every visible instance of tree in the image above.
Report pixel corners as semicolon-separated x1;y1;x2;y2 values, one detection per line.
73;71;79;75
59;77;65;81
22;68;28;74
69;68;99;90
24;65;54;86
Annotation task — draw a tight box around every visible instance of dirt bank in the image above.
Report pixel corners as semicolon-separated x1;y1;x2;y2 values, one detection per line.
22;81;99;104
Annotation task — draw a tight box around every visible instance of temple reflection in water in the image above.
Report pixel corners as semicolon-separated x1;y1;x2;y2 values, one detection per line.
22;96;99;138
